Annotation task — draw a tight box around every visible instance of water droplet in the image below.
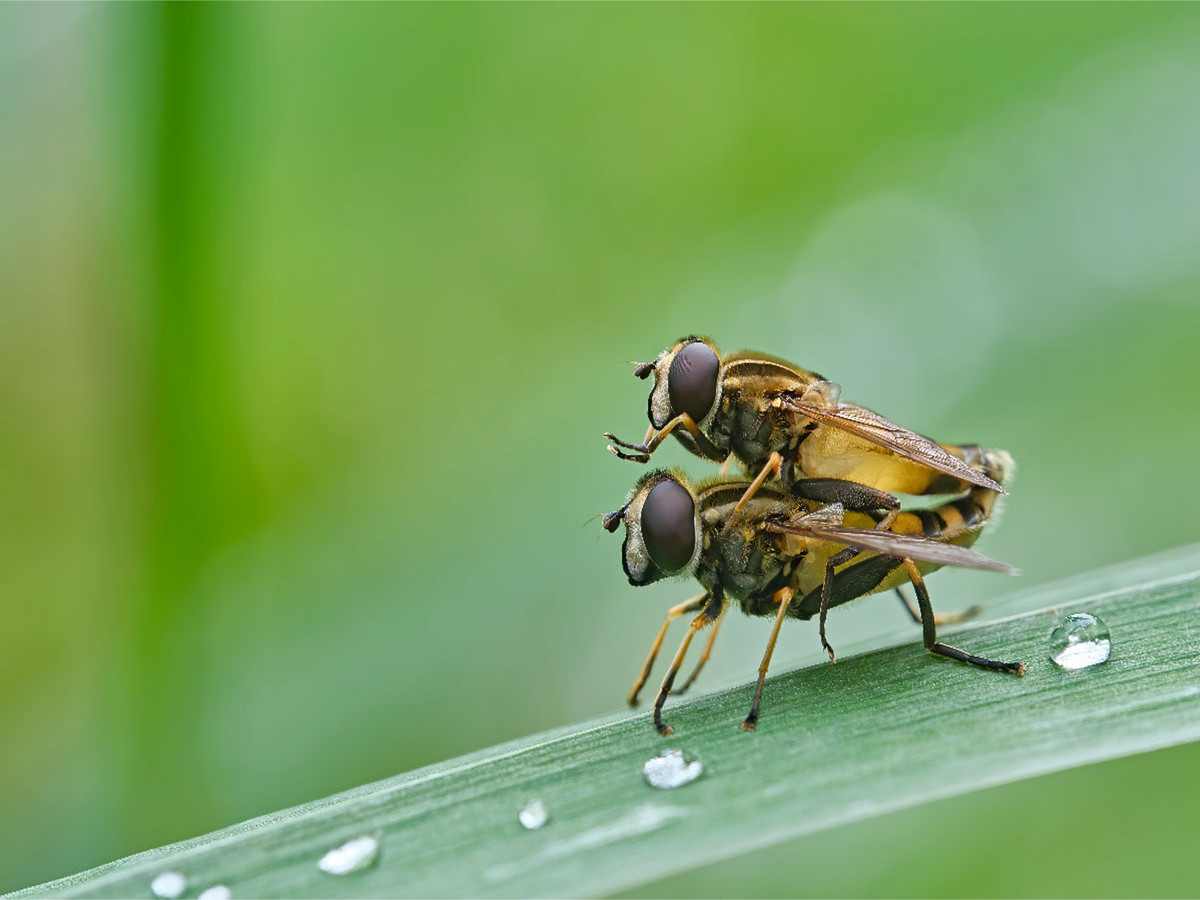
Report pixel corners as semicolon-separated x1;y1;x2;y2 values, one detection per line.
198;886;232;900
1049;612;1112;670
317;835;380;875
642;748;703;789
518;798;549;830
150;872;187;899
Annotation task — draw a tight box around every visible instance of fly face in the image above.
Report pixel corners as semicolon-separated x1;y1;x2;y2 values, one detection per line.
640;337;723;434
604;471;702;586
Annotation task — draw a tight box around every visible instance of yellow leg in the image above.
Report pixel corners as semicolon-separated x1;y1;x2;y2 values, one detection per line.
722;451;783;534
678;606;728;694
628;593;706;706
652;608;717;736
741;586;794;731
606;413;711;463
875;508;900;531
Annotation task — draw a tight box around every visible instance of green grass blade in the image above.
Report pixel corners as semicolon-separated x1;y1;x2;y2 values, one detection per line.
12;545;1200;899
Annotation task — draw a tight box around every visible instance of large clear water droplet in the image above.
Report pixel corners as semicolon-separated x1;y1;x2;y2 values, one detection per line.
317;835;380;875
150;872;187;899
1049;612;1112;670
198;886;232;900
643;749;703;789
518;799;549;830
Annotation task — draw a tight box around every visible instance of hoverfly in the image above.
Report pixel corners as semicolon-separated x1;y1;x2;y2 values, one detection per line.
602;448;1021;735
605;337;1006;528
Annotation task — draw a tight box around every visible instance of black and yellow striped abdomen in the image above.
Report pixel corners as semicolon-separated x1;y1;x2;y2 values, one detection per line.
787;447;1013;619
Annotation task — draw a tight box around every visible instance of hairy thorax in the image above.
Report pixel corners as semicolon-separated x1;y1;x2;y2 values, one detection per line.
712;385;790;472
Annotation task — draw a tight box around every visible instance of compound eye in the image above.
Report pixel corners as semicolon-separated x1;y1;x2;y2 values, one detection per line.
641;479;696;572
668;341;719;421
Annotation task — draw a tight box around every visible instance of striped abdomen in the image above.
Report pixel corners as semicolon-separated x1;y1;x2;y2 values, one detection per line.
788;448;1013;619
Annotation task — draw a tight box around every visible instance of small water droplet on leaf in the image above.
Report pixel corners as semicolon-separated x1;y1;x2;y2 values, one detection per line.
518;798;549;830
150;872;187;899
643;748;703;789
1050;612;1111;670
317;835;380;875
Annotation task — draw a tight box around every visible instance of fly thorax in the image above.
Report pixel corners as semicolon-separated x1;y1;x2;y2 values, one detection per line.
726;395;783;467
717;527;766;575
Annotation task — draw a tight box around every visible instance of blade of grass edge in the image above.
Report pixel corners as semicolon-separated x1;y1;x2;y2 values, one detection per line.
10;543;1200;899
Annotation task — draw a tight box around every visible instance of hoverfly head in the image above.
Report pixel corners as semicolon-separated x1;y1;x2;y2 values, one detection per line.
614;471;700;586
647;337;721;430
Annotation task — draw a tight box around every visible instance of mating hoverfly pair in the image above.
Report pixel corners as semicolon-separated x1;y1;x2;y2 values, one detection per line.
602;337;1023;735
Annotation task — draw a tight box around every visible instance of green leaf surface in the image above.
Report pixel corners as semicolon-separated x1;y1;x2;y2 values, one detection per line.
13;545;1200;899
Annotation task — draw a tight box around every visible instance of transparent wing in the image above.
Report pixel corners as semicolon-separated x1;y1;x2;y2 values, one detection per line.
767;519;1019;574
793;502;844;528
777;389;1007;495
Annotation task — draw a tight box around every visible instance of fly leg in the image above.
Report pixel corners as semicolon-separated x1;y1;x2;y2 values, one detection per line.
903;558;1024;675
817;548;861;663
790;478;902;530
741;586;794;732
722;452;783;534
652;596;723;736
606;414;725;464
628;593;707;706
895;587;981;627
676;606;728;695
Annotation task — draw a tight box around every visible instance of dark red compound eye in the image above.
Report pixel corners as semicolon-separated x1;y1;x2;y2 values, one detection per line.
667;341;719;421
641;479;696;572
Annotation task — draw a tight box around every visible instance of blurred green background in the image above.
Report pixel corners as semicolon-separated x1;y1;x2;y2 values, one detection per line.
2;3;1199;895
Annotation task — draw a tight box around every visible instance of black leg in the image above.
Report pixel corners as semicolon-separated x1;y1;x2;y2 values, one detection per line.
895;587;982;627
904;559;1024;675
818;548;860;662
790;478;901;516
